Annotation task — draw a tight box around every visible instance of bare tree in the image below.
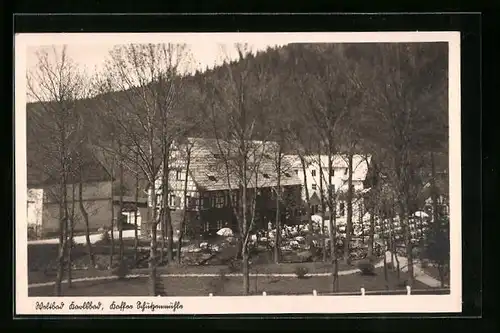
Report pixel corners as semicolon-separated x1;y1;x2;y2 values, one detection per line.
201;44;273;295
97;43;191;295
27;45;87;296
176;139;194;264
360;43;448;286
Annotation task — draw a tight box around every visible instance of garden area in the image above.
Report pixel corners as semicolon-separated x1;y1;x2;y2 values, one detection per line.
27;216;449;297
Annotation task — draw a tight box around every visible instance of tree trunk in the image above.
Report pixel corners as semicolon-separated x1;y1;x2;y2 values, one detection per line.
177;145;192;264
110;156;115;268
133;151;139;265
79;174;95;268
399;201;414;286
274;147;282;263
327;150;338;292
161;143;173;265
67;183;76;288
319;151;327;262
242;245;250;295
54;164;68;296
344;152;354;265
166;211;173;263
367;206;375;257
299;155;312;233
383;248;389;290
55;212;66;296
274;188;281;263
159;208;165;264
149;184;158;296
118;142;125;265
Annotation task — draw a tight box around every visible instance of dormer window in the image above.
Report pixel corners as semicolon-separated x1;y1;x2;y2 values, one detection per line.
208;175;217;182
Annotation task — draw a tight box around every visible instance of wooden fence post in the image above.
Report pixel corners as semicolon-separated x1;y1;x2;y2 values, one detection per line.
313;290;317;296
361;288;366;296
209;293;213;297
406;286;411;295
262;291;267;296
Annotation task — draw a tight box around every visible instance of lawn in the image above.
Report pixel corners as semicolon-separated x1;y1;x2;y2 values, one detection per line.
28;259;356;285
28;240;358;284
29;267;432;297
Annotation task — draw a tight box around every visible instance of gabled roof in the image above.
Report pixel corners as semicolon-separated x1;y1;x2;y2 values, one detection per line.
285;154;371;182
175;137;302;191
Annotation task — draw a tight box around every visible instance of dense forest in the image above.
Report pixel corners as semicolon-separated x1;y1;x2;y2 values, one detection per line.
26;42;449;296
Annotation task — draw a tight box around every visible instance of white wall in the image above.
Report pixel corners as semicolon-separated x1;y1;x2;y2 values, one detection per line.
287;154;370;202
27;188;44;227
285;154;370;223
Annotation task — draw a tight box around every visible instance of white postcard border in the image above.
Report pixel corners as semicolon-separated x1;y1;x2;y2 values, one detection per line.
15;31;462;315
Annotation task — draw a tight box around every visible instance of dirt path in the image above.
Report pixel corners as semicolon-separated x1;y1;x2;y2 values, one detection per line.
385;251;444;288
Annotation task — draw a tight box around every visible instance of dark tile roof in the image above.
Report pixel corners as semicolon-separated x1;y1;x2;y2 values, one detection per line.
177;137;302;191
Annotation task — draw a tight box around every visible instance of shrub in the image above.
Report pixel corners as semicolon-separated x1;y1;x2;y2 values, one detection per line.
112;260;130;280
357;259;376;276
294;266;309;279
100;228;111;244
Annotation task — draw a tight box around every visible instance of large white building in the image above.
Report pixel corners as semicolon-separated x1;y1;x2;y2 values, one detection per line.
285;154;372;226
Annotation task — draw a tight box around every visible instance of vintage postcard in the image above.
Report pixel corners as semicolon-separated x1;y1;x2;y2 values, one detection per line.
15;32;461;315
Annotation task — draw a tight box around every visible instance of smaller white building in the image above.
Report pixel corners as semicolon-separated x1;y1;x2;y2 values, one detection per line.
27;188;44;237
285;154;371;226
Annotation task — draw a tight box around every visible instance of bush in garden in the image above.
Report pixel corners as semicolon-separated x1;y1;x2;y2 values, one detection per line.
294;266;309;279
112;260;130;280
357;259;376;276
99;228;111;244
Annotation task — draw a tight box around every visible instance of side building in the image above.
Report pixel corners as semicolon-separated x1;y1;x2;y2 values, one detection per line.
285;154;372;226
27;146;149;239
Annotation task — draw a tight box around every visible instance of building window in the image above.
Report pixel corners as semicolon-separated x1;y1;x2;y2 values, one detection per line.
202;197;210;209
295;169;299;175
339;202;345;216
215;193;225;208
312;184;317;190
176;170;184;181
217;220;223;229
344;168;348;175
331;168;335;176
203;220;210;232
169;194;179;208
311;169;316;177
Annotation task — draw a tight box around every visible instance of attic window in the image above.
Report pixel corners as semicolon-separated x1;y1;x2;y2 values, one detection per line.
263;173;270;179
284;172;291;177
208;175;217;182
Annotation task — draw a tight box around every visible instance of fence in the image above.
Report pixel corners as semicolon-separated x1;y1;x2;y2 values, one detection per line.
207;287;450;297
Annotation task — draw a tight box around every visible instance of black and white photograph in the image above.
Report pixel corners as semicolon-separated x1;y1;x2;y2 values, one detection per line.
15;32;461;314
